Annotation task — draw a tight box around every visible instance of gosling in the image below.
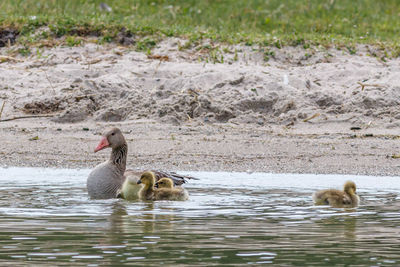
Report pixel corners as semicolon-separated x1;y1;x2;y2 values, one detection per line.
137;172;189;201
137;171;157;200
154;177;189;201
313;180;360;208
116;171;143;200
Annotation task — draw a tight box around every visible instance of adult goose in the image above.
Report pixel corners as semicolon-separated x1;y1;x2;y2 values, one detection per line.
87;128;195;199
312;180;360;208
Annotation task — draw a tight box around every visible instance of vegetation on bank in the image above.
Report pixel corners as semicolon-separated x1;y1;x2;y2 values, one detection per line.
0;0;400;56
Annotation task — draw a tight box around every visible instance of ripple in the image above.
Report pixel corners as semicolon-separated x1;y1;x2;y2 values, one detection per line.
236;252;277;257
72;255;103;259
11;236;37;240
0;168;400;265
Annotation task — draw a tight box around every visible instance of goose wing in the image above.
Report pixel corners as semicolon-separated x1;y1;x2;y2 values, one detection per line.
152;170;198;186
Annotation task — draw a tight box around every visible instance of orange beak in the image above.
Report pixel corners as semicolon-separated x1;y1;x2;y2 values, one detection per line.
94;136;110;152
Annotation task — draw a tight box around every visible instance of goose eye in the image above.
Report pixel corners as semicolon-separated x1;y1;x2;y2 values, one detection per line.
111;132;115;136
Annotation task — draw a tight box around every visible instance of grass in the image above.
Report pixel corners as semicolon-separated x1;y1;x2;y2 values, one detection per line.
1;0;400;53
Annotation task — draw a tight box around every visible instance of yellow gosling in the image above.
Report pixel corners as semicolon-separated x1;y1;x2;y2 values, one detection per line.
137;171;156;200
154;177;189;201
117;174;143;200
313;181;360;208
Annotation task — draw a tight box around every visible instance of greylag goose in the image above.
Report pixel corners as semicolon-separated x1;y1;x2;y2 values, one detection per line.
86;128;195;199
312;180;360;208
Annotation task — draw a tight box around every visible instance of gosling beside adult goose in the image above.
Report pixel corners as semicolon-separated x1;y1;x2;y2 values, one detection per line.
137;172;189;201
137;171;157;200
312;181;360;208
154;177;189;201
116;171;143;200
86;128;196;199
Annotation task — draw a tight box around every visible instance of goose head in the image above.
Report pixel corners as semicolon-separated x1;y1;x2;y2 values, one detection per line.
94;128;126;152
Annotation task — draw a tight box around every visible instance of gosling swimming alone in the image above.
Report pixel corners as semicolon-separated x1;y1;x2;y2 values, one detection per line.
313;180;360;208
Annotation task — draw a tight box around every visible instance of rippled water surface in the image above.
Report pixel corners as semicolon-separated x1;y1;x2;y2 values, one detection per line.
1;168;400;266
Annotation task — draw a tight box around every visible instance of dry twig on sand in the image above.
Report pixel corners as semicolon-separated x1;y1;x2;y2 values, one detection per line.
303;113;320;122
357;82;385;91
147;54;169;61
83;58;102;65
0;114;54;122
43;70;56;93
0;101;5;119
0;55;23;63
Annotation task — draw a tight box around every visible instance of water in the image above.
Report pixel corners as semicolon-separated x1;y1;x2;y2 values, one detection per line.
0;167;400;266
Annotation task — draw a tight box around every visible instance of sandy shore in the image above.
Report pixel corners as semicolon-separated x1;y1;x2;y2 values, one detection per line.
1;39;400;176
1;119;400;176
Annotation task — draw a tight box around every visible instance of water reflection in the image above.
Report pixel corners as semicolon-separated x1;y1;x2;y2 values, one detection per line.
0;168;399;265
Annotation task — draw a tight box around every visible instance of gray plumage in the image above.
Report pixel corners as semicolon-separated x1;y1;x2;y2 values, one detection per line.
87;128;127;199
87;128;198;199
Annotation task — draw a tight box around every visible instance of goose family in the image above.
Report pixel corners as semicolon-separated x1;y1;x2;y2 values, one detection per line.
87;128;193;200
115;170;189;201
87;128;361;207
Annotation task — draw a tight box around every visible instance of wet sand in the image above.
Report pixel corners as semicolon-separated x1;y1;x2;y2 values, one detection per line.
1;119;399;176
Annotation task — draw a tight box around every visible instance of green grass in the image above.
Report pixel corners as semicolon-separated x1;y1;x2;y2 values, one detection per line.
1;0;400;52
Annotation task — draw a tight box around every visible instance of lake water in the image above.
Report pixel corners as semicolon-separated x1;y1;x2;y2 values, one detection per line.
0;167;400;266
